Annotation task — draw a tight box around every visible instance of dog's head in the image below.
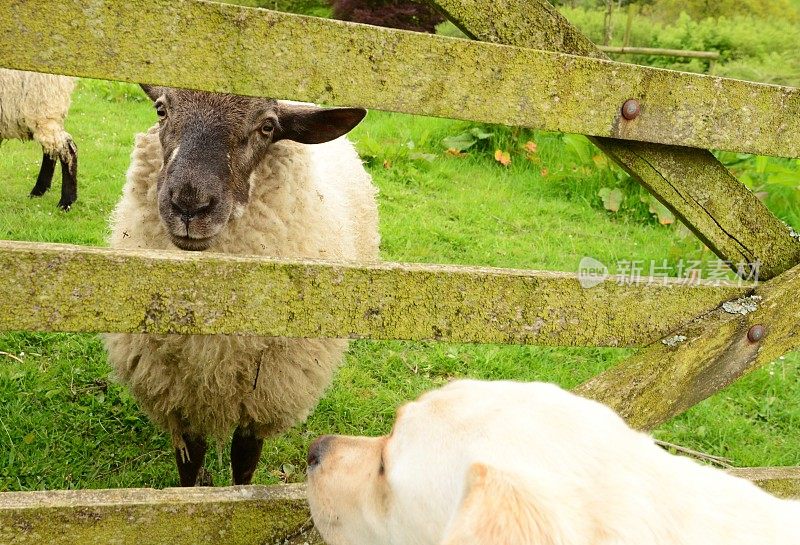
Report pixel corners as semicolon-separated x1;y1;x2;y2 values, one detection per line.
306;380;577;545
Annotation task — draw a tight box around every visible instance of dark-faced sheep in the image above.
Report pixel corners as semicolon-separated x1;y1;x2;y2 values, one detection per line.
0;68;78;210
103;86;380;486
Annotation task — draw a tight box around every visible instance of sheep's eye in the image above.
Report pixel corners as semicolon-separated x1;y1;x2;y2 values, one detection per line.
155;102;167;119
260;121;275;136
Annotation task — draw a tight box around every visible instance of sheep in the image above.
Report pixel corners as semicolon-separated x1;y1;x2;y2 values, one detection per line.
0;68;78;210
102;85;380;486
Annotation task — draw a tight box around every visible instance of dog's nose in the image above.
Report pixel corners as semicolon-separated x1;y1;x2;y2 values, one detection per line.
307;435;334;469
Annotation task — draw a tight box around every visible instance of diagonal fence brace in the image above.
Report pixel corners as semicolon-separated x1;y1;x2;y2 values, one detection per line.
576;263;800;430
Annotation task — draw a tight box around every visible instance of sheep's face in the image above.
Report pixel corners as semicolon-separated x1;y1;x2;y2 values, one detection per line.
140;85;366;251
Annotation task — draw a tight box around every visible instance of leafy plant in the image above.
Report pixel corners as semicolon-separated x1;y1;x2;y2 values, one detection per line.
441;127;494;152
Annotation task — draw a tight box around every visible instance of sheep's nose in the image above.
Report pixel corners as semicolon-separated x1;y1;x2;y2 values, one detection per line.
172;198;214;224
307;435;334;469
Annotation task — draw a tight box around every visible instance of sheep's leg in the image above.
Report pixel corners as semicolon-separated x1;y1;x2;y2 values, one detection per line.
231;426;264;485
56;138;78;211
30;151;56;198
175;434;208;487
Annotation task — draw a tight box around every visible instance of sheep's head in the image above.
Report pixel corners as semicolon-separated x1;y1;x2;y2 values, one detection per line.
140;85;366;251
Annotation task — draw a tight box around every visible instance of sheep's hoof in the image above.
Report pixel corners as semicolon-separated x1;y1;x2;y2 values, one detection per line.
197;467;214;486
29;189;47;198
57;200;73;212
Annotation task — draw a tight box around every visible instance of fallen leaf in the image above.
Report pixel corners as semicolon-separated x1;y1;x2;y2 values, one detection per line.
598;187;624;212
523;141;538;153
494;149;511;166
409;152;437;163
540;167;549;177
647;195;675;225
382;159;392;169
446;148;465;157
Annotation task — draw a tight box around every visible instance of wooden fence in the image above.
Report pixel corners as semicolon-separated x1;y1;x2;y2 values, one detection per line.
1;0;799;542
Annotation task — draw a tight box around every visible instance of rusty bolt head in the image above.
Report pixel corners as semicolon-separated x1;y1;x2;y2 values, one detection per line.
621;99;640;120
747;324;766;343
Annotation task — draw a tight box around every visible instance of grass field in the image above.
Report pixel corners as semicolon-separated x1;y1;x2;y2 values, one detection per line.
0;79;798;491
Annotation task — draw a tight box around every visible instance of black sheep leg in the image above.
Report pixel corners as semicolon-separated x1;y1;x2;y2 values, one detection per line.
175;434;208;487
57;138;78;210
30;151;56;197
231;426;264;485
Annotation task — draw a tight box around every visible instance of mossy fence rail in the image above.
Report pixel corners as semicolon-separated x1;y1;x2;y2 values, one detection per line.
1;0;800;543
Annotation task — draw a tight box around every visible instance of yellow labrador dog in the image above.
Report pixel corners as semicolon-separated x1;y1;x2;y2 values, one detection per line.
307;380;800;545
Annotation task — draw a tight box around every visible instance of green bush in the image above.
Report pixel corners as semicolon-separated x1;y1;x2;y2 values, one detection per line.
554;0;799;22
559;7;800;85
642;0;799;23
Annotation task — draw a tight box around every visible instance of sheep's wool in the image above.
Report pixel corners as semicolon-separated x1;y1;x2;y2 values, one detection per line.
103;123;380;449
0;68;75;153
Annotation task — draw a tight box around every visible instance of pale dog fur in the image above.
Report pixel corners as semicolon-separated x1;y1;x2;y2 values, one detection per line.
307;380;800;545
0;68;75;157
103;119;379;451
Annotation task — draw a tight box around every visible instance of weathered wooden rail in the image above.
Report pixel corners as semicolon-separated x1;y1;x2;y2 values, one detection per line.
0;485;317;545
3;0;800;159
1;0;799;542
0;241;749;346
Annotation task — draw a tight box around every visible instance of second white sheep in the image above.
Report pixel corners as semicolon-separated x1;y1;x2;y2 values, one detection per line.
0;68;78;210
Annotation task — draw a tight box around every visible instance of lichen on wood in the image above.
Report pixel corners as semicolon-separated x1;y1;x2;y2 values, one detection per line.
0;241;749;347
1;0;800;158
575;263;800;430
727;467;800;499
0;484;323;545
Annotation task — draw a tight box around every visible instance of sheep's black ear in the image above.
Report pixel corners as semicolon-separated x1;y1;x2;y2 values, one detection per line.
275;104;366;144
140;84;166;102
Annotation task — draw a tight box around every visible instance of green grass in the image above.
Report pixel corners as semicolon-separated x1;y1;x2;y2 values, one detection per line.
0;80;798;490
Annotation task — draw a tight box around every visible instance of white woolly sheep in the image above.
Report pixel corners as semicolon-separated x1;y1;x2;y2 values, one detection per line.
102;86;380;486
0;68;78;210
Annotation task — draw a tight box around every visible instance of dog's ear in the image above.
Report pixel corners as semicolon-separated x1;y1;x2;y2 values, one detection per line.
440;463;556;545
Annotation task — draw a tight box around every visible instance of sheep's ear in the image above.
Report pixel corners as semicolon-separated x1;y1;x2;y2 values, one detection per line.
439;464;555;545
275;104;366;144
140;84;167;102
